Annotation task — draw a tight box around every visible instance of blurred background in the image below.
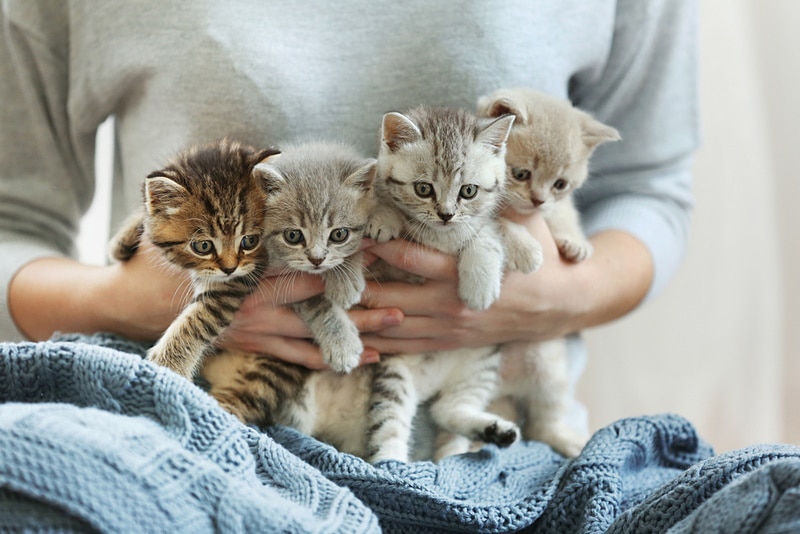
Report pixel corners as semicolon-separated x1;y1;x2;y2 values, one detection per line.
580;0;799;452
78;0;799;452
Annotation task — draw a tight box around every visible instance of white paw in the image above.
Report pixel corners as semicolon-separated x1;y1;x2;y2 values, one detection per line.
459;274;501;311
322;331;363;374
506;236;544;273
557;238;593;263
530;423;588;458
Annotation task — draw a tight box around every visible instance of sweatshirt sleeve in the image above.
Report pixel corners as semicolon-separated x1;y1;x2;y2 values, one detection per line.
571;0;700;300
0;3;95;341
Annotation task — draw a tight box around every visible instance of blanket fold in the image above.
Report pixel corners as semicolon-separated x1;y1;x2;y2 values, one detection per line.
0;335;798;533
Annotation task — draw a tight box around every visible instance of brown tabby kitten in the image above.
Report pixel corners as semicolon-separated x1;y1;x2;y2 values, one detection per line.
110;138;280;379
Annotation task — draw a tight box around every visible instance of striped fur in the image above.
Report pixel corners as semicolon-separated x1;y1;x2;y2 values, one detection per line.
201;142;379;450
110;138;279;379
363;107;527;462
255;141;376;373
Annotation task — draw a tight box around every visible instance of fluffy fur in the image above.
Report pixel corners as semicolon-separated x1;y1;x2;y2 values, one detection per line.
254;141;376;373
110;138;279;379
201;141;383;455
476;88;621;456
363;107;543;462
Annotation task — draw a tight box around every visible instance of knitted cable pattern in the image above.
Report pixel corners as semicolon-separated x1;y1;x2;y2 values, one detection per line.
1;334;800;533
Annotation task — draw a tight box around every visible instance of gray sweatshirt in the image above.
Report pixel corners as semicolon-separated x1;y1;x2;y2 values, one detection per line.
0;0;698;341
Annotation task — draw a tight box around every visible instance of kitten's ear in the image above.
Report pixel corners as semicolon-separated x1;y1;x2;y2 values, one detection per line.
581;115;621;150
344;159;377;191
477;114;515;154
477;94;528;124
145;173;188;214
382;112;422;152
252;162;286;194
252;147;281;167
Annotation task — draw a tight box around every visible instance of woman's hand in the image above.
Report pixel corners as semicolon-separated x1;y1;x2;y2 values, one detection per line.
217;269;404;369
359;210;653;354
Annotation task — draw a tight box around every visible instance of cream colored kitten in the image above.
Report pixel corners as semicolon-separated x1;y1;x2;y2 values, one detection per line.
478;87;620;261
474;88;620;457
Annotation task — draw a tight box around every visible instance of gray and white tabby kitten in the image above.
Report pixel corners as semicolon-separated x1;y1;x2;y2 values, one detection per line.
201;141;380;454
364;107;543;462
253;141;376;373
476;87;621;457
110;139;280;379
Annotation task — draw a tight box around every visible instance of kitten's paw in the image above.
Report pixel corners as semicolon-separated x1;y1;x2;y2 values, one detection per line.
459;276;501;310
506;236;544;273
477;420;520;448
146;346;194;380
433;434;471;461
557;238;593;263
322;333;363;374
368;449;410;464
531;424;587;458
366;213;404;242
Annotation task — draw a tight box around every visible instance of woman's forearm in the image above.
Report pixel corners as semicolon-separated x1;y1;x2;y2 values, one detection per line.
8;249;188;342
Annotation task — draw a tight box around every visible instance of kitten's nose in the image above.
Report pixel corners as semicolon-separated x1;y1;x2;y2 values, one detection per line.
308;256;324;267
530;197;545;208
437;212;454;223
220;266;237;275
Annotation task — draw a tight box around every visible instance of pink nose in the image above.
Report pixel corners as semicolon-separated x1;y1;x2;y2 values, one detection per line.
531;198;545;207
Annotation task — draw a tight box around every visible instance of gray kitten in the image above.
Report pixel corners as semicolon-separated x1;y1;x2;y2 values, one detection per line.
364;107;542;462
202;141;380;454
253;141;376;373
477;87;621;456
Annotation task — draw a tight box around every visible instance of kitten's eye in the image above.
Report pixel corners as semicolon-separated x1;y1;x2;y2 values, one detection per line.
553;179;569;192
190;240;214;255
240;234;260;251
414;182;434;198
283;229;304;245
329;228;350;243
459;184;479;199
512;168;531;181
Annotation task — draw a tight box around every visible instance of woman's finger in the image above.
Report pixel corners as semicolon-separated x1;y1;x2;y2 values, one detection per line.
251;271;326;306
347;307;404;333
360;279;466;317
365;240;458;281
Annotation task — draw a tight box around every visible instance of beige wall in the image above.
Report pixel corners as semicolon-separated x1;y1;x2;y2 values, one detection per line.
579;0;800;452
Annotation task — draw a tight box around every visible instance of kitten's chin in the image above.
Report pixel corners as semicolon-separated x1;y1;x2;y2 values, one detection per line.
199;269;249;282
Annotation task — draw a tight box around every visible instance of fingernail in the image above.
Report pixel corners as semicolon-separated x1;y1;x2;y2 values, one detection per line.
361;349;381;365
382;310;403;326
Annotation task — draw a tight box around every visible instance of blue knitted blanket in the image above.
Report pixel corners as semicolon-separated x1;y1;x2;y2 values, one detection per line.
1;335;799;533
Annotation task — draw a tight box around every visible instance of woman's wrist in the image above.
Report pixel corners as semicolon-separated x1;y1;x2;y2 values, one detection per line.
571;230;654;331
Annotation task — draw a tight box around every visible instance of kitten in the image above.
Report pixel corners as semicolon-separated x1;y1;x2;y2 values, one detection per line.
364;107;543;462
204;110;538;464
201;141;380;454
476;87;621;457
254;141;376;373
110;138;280;379
478;87;620;261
